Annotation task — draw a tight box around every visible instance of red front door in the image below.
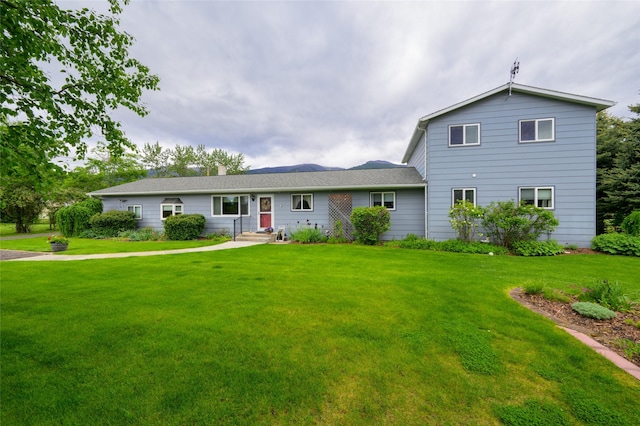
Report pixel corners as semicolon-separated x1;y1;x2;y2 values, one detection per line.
259;196;273;230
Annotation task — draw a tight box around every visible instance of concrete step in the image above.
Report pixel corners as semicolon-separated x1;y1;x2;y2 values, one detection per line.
235;232;275;243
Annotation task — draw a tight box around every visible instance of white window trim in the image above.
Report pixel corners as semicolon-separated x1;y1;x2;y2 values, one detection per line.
519;118;555;143
451;188;477;206
448;123;481;147
291;194;313;211
211;195;250;217
127;204;142;220
370;191;396;211
519;186;555;210
160;203;183;220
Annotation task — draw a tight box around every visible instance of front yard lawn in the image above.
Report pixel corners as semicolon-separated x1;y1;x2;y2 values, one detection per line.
1;245;639;424
0;236;228;254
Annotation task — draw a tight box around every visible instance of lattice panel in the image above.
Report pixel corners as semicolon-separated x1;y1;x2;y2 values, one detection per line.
328;193;354;241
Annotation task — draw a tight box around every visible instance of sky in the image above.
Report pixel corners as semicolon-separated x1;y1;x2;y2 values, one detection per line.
65;0;639;170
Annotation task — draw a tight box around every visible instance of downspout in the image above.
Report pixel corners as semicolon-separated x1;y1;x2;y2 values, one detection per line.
423;128;428;239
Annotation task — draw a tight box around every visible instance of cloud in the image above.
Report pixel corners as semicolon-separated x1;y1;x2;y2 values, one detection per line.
74;0;640;168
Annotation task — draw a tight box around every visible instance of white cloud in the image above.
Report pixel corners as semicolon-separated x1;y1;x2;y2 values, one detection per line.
65;0;639;169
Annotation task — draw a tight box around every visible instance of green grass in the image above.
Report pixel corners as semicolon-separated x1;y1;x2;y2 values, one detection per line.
0;221;52;236
2;245;639;424
0;236;227;254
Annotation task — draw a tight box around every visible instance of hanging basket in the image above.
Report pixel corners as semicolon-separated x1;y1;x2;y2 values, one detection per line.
50;242;69;253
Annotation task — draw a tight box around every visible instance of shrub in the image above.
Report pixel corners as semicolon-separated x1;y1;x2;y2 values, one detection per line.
89;210;136;237
482;200;559;249
118;227;164;241
350;206;391;245
571;302;616;320
449;200;484;243
164;214;206;240
578;279;633;312
620;211;640;236
55;204;92;237
591;233;640;256
438;239;508;255
385;236;508;255
78;197;103;216
290;226;327;243
512;240;564;256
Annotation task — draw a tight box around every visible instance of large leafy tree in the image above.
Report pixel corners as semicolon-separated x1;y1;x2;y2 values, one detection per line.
0;0;159;184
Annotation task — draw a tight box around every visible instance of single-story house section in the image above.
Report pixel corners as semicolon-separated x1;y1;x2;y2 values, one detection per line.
89;168;427;240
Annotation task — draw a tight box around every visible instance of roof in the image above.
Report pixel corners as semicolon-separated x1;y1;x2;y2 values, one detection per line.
89;167;426;197
402;83;616;163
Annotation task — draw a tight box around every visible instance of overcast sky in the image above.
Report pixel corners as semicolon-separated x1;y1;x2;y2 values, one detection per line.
66;0;639;169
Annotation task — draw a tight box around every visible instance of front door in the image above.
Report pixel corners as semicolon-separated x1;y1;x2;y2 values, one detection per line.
258;195;273;230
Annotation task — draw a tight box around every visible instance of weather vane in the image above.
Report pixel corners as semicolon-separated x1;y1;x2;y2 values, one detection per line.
509;58;520;96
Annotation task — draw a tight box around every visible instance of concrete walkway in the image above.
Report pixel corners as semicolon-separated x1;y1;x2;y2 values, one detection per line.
4;240;263;262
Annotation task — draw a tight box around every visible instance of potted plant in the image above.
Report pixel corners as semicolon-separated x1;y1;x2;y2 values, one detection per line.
48;235;69;252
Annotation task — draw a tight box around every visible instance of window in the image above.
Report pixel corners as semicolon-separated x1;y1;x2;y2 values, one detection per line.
161;203;183;219
519;118;554;142
449;123;480;146
370;192;396;210
452;188;476;206
519;187;554;209
291;194;313;211
127;205;142;220
212;195;249;216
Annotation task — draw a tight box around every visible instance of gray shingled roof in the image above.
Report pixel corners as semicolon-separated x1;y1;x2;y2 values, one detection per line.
89;167;426;196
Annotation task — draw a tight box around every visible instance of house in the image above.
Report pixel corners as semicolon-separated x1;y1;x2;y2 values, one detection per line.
89;82;613;247
402;83;614;247
89;168;427;240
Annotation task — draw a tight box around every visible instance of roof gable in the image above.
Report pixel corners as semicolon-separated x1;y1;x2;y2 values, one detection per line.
402;83;615;163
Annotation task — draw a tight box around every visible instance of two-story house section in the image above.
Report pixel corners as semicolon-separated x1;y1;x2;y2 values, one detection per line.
402;83;614;248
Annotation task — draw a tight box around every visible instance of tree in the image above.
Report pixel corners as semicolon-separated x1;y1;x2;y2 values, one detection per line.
141;142;170;178
596;105;640;232
194;145;249;176
0;0;159;186
0;179;45;233
168;144;197;177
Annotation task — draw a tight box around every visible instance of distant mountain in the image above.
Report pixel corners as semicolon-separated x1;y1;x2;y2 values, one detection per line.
247;160;404;174
349;160;405;170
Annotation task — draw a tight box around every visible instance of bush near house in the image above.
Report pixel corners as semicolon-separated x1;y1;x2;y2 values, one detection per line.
89;210;136;237
164;214;206;240
591;233;640;256
481;200;559;250
350;206;391;245
449;200;484;243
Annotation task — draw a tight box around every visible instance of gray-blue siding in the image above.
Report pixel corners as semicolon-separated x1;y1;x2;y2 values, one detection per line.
99;188;425;241
412;91;597;247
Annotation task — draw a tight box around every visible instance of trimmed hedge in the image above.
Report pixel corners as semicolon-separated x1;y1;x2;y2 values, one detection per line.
89;210;137;237
164;214;206;240
591;233;640;256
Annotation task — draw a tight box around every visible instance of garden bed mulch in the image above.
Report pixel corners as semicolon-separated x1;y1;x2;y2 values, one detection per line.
511;288;640;367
